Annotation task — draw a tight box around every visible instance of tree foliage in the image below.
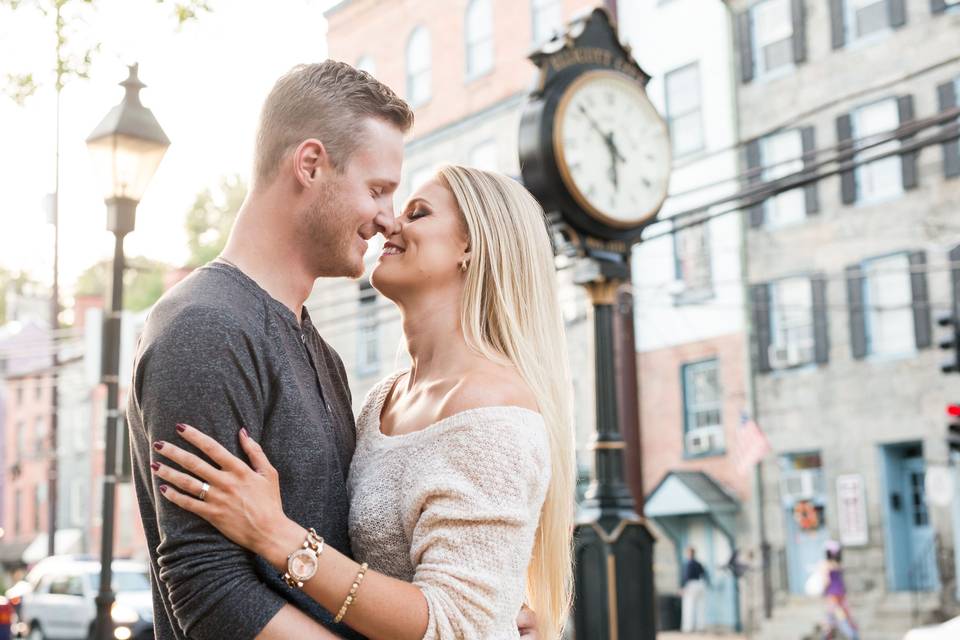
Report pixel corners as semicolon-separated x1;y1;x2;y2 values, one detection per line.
184;174;245;267
74;256;170;312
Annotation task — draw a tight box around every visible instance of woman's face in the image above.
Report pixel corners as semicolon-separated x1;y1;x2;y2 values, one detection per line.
370;177;470;302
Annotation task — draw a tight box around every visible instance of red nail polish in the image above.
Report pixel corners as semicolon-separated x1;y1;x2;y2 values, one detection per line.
240;427;249;439
176;423;187;433
159;485;168;494
153;441;163;451
150;462;160;472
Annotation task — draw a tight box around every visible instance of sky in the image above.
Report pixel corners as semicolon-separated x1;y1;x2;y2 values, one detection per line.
0;0;338;295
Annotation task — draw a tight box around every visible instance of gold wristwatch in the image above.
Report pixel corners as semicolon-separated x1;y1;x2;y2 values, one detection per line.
283;527;325;589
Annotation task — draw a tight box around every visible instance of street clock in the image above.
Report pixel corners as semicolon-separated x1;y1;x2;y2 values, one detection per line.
520;8;671;246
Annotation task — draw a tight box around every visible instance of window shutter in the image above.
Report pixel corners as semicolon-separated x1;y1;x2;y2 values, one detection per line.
791;0;807;64
950;245;960;315
830;0;846;49
938;80;960;179
898;95;919;190
910;251;932;349
811;276;830;364
888;0;907;28
836;114;857;204
752;284;772;373
738;11;755;84
745;139;765;228
846;265;867;359
931;0;948;14
801;126;819;214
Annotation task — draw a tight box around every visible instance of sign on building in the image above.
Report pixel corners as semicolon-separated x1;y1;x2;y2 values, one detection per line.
836;474;869;546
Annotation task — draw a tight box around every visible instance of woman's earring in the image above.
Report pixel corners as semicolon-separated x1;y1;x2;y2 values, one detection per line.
459;260;468;272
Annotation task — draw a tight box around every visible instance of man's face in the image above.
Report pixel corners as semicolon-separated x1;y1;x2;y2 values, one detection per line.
301;118;403;278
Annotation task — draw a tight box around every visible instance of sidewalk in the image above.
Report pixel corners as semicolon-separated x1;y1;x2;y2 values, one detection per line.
659;633;747;640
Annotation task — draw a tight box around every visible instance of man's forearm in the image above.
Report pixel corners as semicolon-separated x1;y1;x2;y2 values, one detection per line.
257;604;342;640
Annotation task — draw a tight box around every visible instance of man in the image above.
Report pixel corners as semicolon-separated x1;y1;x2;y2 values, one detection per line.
681;546;709;633
128;61;407;640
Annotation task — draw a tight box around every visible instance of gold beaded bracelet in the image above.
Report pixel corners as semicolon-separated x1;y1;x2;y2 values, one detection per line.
333;561;369;624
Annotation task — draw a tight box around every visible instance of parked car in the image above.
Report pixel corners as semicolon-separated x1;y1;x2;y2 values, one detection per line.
17;556;152;640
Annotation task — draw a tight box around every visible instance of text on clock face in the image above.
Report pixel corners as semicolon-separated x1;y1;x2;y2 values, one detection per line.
557;72;670;223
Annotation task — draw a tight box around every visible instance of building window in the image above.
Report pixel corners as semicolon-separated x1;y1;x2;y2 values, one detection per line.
844;0;890;41
468;139;498;171
769;277;815;369
15;420;24;464
356;55;376;76
35;376;42;399
465;0;494;79
761;129;806;228
406;26;431;107
531;0;562;45
673;216;713;302
70;483;85;527
664;62;704;157
751;0;794;77
852;98;902;203
862;253;915;357
682;359;724;457
34;483;44;532
35;416;46;457
14;489;21;536
15;382;23;406
356;281;379;378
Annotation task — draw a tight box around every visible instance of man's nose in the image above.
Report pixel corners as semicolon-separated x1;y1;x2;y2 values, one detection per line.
374;208;398;237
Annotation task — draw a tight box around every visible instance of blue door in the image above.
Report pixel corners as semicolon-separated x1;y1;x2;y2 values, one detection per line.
902;457;938;591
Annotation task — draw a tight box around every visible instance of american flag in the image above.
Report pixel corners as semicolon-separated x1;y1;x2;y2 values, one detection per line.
734;411;772;476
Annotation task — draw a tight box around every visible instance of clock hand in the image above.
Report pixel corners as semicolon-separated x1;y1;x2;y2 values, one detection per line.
577;104;609;142
604;131;628;165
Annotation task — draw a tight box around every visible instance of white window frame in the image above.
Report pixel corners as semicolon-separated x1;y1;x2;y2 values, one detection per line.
751;0;795;78
465;0;494;79
761;129;806;229
769;277;815;370
664;62;704;158
406;26;432;107
862;253;915;358
852;97;903;205
682;359;725;456
844;0;891;45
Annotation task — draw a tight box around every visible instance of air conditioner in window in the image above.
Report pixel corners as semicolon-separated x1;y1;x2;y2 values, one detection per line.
781;469;822;500
686;426;724;455
768;339;815;368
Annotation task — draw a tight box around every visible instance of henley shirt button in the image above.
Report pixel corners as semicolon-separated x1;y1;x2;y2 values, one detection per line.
301;333;306;343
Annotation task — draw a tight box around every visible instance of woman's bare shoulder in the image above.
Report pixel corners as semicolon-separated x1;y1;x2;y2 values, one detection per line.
442;364;539;417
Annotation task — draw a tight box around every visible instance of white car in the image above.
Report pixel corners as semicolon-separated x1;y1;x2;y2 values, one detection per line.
903;616;960;640
18;556;153;640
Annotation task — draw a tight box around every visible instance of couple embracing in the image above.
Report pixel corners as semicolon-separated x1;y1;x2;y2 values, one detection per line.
128;60;575;640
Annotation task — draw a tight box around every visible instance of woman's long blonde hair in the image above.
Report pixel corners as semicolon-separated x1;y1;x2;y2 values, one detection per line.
437;165;575;639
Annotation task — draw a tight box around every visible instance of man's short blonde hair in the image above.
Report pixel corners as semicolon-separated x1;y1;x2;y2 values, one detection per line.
254;60;414;185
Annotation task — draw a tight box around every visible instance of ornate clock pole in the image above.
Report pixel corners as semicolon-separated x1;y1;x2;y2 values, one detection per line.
519;9;671;639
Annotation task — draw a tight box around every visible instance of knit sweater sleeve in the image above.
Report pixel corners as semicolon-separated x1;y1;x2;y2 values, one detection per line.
405;412;551;640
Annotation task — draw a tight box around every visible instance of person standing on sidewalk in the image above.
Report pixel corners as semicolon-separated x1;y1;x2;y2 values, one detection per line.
681;546;709;632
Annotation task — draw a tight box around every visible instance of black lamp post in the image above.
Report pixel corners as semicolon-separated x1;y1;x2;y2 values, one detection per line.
86;63;169;640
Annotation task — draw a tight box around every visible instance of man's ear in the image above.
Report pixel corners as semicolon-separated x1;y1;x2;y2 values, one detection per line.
292;139;330;189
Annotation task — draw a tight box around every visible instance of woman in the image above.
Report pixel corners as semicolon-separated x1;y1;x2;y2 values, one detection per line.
821;541;859;640
150;166;575;640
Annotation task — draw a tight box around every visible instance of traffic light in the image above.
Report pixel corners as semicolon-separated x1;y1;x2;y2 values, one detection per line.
938;311;960;374
948;404;960;454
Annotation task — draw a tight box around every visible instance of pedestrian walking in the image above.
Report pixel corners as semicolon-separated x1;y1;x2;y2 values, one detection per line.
814;540;859;640
681;546;709;632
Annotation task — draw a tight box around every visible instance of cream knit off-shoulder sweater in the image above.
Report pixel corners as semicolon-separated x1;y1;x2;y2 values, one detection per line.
347;371;551;640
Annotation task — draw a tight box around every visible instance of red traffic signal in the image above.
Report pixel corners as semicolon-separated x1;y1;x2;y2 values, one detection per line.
949;404;960;418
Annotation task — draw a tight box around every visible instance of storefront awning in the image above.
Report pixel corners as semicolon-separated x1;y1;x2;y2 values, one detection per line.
21;528;84;565
645;471;740;540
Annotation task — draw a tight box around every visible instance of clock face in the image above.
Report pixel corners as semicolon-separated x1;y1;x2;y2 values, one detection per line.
553;70;671;228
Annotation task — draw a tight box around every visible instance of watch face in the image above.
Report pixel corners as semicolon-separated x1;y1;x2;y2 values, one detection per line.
554;70;671;228
289;548;318;581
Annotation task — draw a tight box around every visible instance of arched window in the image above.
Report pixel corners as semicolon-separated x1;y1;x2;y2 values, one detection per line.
531;0;562;45
356;55;376;76
406;26;431;107
465;0;494;78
